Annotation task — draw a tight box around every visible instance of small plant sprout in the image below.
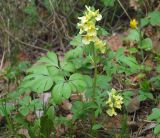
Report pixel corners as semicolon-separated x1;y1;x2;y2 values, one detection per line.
106;89;123;116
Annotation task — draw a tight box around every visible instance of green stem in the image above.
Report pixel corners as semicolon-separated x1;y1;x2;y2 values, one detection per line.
91;45;98;137
92;46;97;102
139;28;144;61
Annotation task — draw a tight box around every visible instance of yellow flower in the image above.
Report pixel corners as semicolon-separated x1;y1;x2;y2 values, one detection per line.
106;89;123;116
83;21;95;31
82;34;96;45
106;108;117;116
130;19;138;29
95;39;106;53
85;6;102;21
78;16;88;24
95;13;102;21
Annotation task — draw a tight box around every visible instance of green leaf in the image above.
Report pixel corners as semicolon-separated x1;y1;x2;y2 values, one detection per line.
122;91;133;106
39;52;58;67
47;66;60;77
27;64;49;75
148;108;160;121
97;75;110;89
65;47;83;60
51;82;71;104
127;29;140;41
118;55;139;73
148;11;160;26
140;38;152;51
30;99;43;110
60;60;75;72
0;104;15;116
19;106;30;116
19;96;31;106
156;65;160;73
97;26;109;36
51;84;63;104
24;5;37;16
71;101;84;120
138;90;153;101
154;124;160;135
62;83;72;99
128;47;138;54
46;106;55;120
22;61;54;93
22;73;53;93
101;0;115;7
140;18;149;28
70;34;82;47
53;76;65;84
69;73;86;92
92;124;103;130
83;75;93;88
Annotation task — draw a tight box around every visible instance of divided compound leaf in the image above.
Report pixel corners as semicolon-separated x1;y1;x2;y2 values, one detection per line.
22;65;53;93
70;34;83;47
38;52;59;67
69;73;86;92
51;82;71;104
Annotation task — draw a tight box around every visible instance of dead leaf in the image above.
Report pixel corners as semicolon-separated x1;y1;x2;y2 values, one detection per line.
25;111;35;122
126;96;140;113
66;114;73;120
18;128;30;138
61;100;72;111
56;125;65;137
107;34;123;51
102;115;122;129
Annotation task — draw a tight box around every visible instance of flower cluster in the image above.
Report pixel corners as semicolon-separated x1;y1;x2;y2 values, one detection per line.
106;89;123;116
130;19;138;29
77;6;106;53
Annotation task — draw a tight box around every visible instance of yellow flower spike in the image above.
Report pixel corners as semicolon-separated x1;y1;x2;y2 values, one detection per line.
85;6;102;21
106;88;123;116
106;108;117;116
83;21;95;31
82;34;96;45
130;19;138;29
95;39;106;53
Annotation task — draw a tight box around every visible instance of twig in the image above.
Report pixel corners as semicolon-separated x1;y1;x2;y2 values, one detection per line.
4;29;48;52
117;0;131;20
0;50;5;70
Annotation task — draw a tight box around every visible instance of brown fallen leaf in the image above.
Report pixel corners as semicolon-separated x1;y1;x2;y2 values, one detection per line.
146;133;154;138
129;0;139;10
25;111;35;122
18;128;30;138
61;100;72;111
102;115;122;129
107;34;123;51
56;125;66;138
66;114;73;120
126;96;140;113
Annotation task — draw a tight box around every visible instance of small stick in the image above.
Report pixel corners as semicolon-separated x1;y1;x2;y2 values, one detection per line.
117;0;131;20
4;29;48;52
0;50;5;70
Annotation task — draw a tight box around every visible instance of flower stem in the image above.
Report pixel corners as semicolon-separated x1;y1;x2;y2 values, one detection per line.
91;45;98;136
92;46;97;102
